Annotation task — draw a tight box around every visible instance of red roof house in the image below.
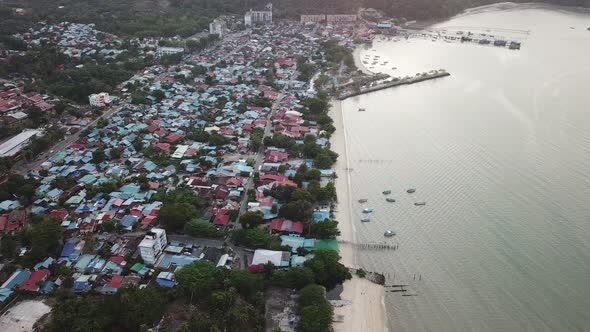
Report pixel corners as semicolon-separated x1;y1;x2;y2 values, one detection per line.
270;218;304;234
165;133;183;143
154;142;171;155
20;269;50;292
265;150;289;163
49;209;69;222
213;209;230;226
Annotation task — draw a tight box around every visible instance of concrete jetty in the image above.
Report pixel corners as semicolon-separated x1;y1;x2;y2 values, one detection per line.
338;70;450;100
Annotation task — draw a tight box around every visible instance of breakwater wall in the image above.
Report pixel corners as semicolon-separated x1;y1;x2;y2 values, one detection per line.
338;71;450;100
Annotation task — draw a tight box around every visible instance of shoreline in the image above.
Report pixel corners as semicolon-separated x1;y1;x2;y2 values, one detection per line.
353;47;376;75
330;98;386;332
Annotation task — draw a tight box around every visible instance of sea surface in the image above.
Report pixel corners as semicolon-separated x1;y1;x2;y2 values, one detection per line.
343;4;590;331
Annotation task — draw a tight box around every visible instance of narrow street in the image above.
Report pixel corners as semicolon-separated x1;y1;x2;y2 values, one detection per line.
235;72;298;229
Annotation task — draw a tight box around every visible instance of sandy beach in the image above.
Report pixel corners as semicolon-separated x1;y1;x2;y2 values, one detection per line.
329;99;386;332
353;47;375;75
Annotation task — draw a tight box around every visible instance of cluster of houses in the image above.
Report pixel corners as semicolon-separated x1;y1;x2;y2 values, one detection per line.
0;226;241;301
13;22;125;59
0;21;357;302
0;82;55;128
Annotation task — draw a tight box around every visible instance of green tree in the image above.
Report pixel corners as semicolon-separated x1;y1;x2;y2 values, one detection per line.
92;150;106;163
239;211;264;229
279;200;313;221
116;287;165;330
151;89;166;102
208;133;226;146
158;202;197;232
307;220;341;239
184;218;223;238
270;267;315;289
0;234;18;259
303;249;351;290
109;147;121;159
0;157;13;176
23;218;63;266
298;299;333;332
175;260;223;302
229;270;263;300
231;228;270;248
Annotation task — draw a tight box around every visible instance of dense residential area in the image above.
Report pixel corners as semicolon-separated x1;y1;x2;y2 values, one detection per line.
0;7;370;331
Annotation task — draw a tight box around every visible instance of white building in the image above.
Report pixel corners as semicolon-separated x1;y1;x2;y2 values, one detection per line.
0;129;43;158
156;47;184;58
300;15;326;23
244;3;273;27
171;145;189;159
209;18;227;37
88;92;111;107
138;228;167;266
326;14;358;23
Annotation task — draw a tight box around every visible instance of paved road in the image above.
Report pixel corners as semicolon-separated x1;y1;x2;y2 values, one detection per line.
235;72;298;229
16;103;129;176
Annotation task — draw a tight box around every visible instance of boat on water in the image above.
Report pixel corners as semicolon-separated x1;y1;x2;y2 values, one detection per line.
361;217;370;223
358;199;368;203
384;230;396;237
414;202;426;206
386;198;396;203
358;108;366;112
382;190;392;195
407;188;416;194
362;208;374;213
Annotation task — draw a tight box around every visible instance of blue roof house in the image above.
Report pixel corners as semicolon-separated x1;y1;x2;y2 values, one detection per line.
119;215;138;231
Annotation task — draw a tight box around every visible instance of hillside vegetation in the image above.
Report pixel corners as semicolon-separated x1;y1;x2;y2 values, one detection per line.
1;0;589;38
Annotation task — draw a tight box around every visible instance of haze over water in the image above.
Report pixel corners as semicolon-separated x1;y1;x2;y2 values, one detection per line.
342;4;590;331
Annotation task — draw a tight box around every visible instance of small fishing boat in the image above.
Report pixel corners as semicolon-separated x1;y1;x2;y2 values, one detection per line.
382;190;392;195
358;108;366;112
414;202;426;206
384;230;396;237
407;188;416;194
358;199;368;203
362;208;374;213
386;198;396;203
361;217;370;223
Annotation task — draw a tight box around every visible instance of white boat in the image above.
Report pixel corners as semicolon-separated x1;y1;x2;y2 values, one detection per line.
384;230;396;237
362;208;374;213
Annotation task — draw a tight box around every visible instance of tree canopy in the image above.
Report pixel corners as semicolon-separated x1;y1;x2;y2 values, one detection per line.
303;249;352;290
46;287;166;332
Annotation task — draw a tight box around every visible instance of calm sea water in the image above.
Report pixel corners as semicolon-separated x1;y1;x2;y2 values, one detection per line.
343;4;590;331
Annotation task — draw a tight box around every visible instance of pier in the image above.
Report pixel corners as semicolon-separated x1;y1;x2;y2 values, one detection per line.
400;27;525;50
338;70;450;100
339;240;399;250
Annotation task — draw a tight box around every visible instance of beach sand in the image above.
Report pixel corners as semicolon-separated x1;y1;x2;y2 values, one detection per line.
353;47;375;75
329;99;386;332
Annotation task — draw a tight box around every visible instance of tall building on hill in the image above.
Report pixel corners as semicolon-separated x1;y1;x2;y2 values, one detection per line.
209;18;227;37
244;3;273;27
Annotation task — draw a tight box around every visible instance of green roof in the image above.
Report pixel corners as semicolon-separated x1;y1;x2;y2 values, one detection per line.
130;263;144;273
309;239;339;252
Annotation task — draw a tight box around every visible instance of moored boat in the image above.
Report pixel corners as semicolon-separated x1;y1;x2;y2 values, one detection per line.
358;199;368;203
382;190;392;195
407;188;416;193
384;230;396;237
362;208;374;213
414;202;426;206
358;108;366;112
386;198;396;203
361;217;370;222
